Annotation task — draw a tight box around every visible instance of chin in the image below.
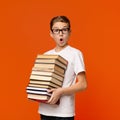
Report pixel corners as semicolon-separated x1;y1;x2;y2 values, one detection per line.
59;44;67;47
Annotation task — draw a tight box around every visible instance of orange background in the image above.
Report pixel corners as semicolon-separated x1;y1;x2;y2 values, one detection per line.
0;0;120;120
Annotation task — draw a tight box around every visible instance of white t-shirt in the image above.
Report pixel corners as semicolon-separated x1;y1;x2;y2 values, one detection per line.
38;45;85;117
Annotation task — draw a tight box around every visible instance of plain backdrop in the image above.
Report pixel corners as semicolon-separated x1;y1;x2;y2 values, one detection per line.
0;0;120;120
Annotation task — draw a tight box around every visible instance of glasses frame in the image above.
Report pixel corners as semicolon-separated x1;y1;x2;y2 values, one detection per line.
51;27;70;34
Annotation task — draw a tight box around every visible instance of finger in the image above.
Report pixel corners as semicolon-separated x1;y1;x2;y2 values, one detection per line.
47;96;59;105
47;95;53;103
47;88;55;93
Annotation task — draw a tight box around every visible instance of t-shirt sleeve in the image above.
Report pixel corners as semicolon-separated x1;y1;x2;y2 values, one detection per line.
74;51;86;75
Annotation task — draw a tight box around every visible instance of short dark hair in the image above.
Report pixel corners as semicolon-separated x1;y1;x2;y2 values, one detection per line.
50;16;71;31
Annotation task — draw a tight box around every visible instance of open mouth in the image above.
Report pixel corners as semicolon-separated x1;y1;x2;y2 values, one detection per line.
60;38;63;41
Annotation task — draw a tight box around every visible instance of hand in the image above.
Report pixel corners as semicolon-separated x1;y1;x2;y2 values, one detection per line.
47;88;63;104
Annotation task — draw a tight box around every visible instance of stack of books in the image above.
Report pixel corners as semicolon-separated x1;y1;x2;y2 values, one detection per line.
26;54;68;103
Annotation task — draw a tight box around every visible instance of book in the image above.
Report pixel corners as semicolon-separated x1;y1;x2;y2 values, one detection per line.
35;59;67;70
37;54;68;66
26;86;51;95
27;89;51;95
32;67;64;77
28;83;59;89
29;80;61;87
28;94;60;105
27;93;50;101
30;75;62;86
26;86;49;91
34;63;65;74
31;70;64;81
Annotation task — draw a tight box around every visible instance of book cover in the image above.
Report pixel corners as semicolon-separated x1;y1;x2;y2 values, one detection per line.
34;63;65;74
28;95;60;105
31;70;64;81
30;75;63;86
32;67;64;77
29;80;61;87
28;83;56;89
26;89;51;96
35;59;67;69
27;93;50;101
37;54;68;65
26;86;49;91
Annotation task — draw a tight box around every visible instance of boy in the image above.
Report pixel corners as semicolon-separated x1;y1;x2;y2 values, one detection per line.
38;16;87;120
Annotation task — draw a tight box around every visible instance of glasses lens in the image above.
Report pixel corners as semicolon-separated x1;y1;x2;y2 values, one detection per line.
52;28;70;34
62;28;69;33
52;29;59;34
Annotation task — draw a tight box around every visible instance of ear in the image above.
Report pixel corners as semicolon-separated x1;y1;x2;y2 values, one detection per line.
50;30;53;38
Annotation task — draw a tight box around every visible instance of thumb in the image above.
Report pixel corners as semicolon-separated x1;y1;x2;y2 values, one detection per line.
47;88;55;93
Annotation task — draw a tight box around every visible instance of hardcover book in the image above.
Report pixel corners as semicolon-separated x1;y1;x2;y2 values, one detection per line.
31;70;64;81
36;54;68;65
34;63;65;74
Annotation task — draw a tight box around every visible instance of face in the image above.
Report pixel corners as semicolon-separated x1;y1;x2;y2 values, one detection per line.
50;22;71;49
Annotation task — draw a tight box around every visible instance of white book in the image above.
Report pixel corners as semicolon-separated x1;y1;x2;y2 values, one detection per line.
26;89;51;96
26;86;48;91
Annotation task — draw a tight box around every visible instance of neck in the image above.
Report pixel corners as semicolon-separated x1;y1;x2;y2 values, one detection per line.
55;44;68;52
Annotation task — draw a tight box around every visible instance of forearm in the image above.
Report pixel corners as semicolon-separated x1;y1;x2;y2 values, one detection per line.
62;81;87;95
61;72;87;95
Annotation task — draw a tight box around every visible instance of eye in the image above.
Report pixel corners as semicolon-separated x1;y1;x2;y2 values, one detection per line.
63;28;68;31
53;29;59;33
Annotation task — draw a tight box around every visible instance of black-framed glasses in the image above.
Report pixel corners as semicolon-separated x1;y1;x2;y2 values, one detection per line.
52;28;70;34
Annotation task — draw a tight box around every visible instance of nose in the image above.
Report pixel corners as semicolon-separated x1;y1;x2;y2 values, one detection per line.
59;30;63;35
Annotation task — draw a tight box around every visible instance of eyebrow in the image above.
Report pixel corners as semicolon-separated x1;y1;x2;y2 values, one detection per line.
52;26;69;29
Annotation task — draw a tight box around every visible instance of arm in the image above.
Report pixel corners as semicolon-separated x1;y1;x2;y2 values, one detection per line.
47;71;87;104
62;71;87;94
